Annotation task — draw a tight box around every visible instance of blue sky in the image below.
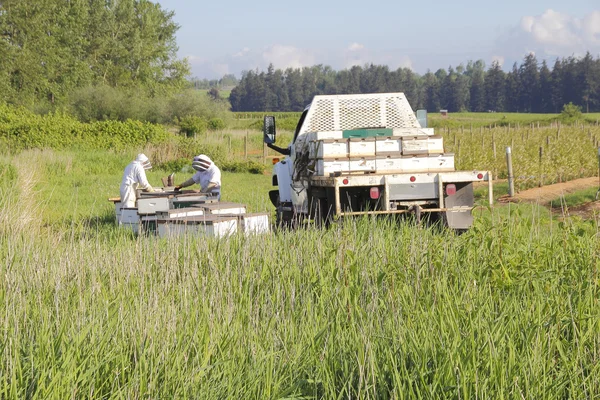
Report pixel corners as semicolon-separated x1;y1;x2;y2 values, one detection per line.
155;0;599;79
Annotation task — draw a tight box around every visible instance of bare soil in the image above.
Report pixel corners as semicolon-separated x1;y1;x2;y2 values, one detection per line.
496;177;600;221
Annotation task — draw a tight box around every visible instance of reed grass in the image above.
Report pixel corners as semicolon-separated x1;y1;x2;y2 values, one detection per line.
1;151;600;398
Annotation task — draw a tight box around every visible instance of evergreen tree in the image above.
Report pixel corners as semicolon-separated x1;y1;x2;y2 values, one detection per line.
505;63;521;112
550;59;563;112
519;53;540;112
484;61;505;112
284;68;305;111
538;60;553;113
467;60;486;112
422;71;440;112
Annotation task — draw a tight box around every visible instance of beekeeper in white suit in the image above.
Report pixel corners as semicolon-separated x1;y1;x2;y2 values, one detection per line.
120;153;154;208
174;154;221;200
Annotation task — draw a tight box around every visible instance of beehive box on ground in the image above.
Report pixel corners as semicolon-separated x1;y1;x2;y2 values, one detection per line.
137;196;171;215
119;208;140;233
236;213;271;235
156;207;205;220
157;215;239;238
201;202;247;215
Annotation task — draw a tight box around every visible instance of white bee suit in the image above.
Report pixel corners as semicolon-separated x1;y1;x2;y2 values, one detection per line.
176;155;221;200
191;163;221;199
120;154;153;208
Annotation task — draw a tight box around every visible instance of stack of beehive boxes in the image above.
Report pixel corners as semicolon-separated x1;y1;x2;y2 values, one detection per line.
307;128;454;176
110;192;270;237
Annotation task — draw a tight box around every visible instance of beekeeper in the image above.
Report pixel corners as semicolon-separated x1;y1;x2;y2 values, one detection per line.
174;154;221;199
120;153;154;208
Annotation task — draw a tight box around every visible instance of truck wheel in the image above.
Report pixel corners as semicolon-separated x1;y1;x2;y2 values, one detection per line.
274;195;297;230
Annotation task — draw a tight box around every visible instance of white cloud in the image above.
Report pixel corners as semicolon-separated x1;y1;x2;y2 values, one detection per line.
261;45;316;70
502;9;600;59
491;55;505;67
347;43;364;51
233;47;251;58
211;63;230;77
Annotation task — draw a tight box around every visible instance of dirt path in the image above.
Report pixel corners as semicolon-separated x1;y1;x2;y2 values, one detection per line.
499;177;599;204
497;176;600;220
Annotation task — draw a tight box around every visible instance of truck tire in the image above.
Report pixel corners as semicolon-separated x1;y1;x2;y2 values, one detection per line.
274;194;300;230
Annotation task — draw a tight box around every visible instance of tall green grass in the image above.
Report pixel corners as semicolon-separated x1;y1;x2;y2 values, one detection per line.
1;151;600;398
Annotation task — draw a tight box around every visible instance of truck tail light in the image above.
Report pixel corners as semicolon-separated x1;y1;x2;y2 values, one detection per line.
370;187;380;199
445;184;456;196
272;157;280;165
410;176;416;182
343;178;349;185
477;173;484;179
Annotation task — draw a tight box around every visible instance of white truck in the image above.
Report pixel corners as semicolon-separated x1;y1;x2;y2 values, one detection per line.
264;93;493;230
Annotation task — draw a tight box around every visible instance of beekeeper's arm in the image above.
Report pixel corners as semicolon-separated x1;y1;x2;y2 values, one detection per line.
174;178;196;191
137;169;154;192
201;182;218;193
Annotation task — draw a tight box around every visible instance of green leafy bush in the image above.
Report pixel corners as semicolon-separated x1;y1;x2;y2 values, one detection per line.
179;116;207;137
560;103;583;122
208;118;225;131
220;160;265;174
0;103;168;151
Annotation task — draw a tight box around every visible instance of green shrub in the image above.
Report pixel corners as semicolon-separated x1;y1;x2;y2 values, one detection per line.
560;102;583;122
0;161;17;183
0;103;169;151
208;118;225;131
179;116;207;137
154;158;191;173
220;160;265;174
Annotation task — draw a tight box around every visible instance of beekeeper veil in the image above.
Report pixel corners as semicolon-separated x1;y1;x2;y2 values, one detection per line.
192;154;212;171
136;153;152;170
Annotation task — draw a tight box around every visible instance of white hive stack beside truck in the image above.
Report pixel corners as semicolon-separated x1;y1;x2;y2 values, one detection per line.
109;190;270;237
264;92;493;230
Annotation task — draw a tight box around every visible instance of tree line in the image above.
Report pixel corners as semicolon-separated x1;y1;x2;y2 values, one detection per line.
230;53;600;114
0;0;189;106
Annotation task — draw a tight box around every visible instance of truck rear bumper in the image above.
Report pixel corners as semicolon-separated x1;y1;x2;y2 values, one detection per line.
309;171;493;217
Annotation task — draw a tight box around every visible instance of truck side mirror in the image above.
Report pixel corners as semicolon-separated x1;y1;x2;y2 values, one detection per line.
263;116;276;144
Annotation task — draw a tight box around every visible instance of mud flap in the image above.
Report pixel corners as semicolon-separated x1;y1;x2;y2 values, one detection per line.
444;183;474;230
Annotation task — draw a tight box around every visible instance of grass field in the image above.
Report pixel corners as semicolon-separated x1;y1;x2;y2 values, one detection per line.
1;148;600;398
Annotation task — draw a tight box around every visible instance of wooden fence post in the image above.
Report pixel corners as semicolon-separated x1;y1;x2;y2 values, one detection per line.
506;147;515;197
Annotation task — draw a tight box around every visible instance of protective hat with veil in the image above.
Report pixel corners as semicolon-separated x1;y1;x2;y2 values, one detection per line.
175;154;221;199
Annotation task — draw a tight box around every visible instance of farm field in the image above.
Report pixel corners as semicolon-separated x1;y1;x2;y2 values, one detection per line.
1;111;600;398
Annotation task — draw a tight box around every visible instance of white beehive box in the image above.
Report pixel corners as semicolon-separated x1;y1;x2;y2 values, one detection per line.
236;213;271;235
348;138;376;156
427;154;455;171
398;156;429;172
119;208;140;233
309;139;348;158
375;137;402;154
114;201;122;223
137;196;171;215
401;136;430;155
157;216;238;238
376;156;404;172
156;207;205;220
348;157;376;172
315;158;349;176
427;135;445;154
305;131;344;141
201;202;247;215
392;127;434;136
